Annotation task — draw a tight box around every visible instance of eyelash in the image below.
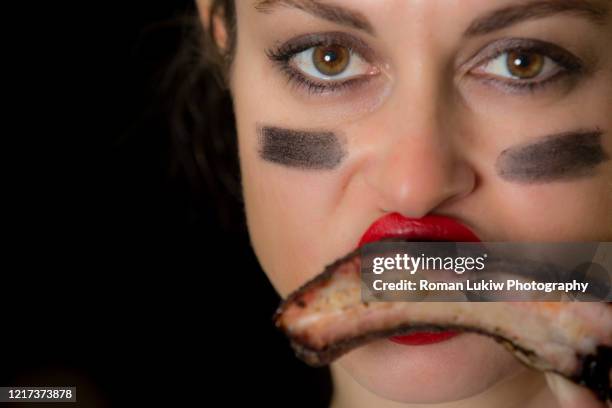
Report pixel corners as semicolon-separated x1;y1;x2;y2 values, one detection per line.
266;32;376;95
468;40;584;93
266;35;584;95
272;58;366;94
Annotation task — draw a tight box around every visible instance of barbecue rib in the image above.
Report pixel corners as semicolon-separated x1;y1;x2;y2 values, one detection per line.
274;248;612;400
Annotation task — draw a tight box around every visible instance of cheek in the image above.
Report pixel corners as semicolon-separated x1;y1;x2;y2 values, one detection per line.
462;116;612;241
231;47;331;296
231;57;380;297
495;132;612;240
239;130;347;296
470;172;611;241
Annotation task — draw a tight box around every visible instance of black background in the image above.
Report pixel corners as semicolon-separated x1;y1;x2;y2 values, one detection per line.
4;1;331;406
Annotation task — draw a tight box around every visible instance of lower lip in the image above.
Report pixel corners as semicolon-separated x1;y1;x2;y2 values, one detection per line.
390;331;461;346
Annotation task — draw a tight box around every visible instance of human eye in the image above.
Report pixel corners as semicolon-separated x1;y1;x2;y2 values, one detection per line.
469;38;584;93
266;32;381;95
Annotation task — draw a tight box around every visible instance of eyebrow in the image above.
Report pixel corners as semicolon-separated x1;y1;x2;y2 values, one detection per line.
254;0;375;35
465;0;609;36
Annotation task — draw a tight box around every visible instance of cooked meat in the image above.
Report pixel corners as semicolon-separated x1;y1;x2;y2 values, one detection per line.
274;248;612;400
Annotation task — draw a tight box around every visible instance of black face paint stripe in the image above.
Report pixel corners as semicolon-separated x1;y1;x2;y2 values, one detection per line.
257;125;346;170
496;129;609;183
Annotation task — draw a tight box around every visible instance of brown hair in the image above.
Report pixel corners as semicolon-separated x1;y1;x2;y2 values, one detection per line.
164;0;239;229
164;4;334;402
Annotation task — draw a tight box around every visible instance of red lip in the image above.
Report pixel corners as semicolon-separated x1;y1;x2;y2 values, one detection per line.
390;331;461;346
359;213;480;247
359;213;480;346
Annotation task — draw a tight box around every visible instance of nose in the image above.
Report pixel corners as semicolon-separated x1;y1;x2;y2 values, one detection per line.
361;89;476;218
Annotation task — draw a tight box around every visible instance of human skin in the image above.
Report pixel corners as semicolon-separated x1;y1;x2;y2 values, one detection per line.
197;0;612;406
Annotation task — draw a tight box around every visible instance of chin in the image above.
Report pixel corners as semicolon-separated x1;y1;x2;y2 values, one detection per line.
337;333;523;403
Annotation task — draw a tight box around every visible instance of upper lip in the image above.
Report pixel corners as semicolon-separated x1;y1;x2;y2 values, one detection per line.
359;213;480;247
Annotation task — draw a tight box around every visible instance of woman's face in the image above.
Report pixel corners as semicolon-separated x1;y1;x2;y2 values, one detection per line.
221;0;611;403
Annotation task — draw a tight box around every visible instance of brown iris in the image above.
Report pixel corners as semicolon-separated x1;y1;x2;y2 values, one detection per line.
506;51;545;79
312;44;350;76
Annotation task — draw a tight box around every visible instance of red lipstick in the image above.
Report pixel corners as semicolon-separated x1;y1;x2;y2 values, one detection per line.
359;213;479;247
359;213;480;346
389;331;460;345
